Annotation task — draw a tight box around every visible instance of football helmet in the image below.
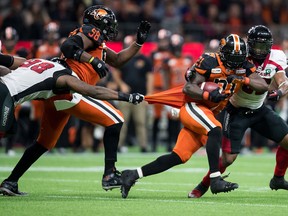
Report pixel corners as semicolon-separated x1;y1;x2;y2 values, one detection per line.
247;25;273;60
219;34;247;69
169;34;184;57
83;5;118;41
157;29;172;51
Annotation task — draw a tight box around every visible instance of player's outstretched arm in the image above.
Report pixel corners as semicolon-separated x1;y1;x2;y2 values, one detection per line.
0;54;26;70
106;21;151;67
56;75;144;104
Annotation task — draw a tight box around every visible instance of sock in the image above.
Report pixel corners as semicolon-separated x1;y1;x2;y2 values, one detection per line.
141;152;182;177
206;127;222;173
103;122;123;175
6;141;48;182
274;146;288;177
202;157;227;187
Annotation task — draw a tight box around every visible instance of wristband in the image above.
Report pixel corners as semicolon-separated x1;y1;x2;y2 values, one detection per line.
244;77;250;85
135;42;143;47
73;49;84;62
118;92;129;101
89;56;95;64
202;91;209;100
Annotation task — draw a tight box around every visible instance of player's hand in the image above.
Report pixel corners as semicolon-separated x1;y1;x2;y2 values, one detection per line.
136;21;151;46
185;69;195;81
208;88;228;103
90;57;109;79
227;75;250;85
268;90;282;101
129;93;144;105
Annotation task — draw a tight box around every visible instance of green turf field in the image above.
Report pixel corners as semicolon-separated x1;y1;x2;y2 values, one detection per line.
0;149;287;216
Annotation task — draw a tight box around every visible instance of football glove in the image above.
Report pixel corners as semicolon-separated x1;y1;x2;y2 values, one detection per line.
268;90;283;101
136;21;151;46
207;88;228;103
118;92;144;105
227;75;250;85
90;57;109;79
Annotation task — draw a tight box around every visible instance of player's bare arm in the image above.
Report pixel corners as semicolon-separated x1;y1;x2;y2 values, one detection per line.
0;65;11;76
183;72;206;100
246;72;268;93
0;54;26;70
56;75;144;104
106;21;151;67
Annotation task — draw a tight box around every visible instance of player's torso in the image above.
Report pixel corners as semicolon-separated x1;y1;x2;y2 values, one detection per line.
188;53;253;114
230;49;287;109
65;25;107;85
1;59;68;105
168;56;193;88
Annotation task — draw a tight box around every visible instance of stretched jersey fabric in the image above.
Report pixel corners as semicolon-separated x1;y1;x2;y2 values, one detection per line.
230;49;288;109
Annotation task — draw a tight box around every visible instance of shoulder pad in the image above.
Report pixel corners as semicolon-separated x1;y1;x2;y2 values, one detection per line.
194;53;218;76
80;24;105;46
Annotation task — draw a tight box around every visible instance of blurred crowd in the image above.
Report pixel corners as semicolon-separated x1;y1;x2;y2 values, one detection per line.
1;0;288;155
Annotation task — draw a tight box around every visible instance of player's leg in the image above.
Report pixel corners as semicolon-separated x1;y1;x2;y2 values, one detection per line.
252;108;288;190
121;127;203;198
189;104;250;198
63;96;124;190
0;99;70;196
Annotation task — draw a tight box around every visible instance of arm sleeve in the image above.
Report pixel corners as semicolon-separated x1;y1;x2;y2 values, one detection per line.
0;54;14;68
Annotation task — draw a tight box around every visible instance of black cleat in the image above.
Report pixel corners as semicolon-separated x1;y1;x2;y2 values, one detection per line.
0;180;27;196
121;169;138;198
210;176;238;194
188;182;209;198
102;169;122;191
269;176;288;190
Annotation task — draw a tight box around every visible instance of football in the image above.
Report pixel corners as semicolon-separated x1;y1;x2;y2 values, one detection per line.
199;82;219;92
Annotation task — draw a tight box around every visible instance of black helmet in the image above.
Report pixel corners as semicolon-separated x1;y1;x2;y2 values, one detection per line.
247;25;273;60
83;5;118;41
219;34;247;69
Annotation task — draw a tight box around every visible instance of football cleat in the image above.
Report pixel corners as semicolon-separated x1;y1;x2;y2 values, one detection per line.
102;169;122;191
210;176;238;194
120;169;138;198
188;182;209;198
0;180;27;196
269;176;288;190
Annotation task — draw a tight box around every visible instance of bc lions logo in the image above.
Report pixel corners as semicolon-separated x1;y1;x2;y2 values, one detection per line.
90;9;108;20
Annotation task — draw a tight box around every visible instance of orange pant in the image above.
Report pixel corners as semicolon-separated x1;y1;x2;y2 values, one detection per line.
37;95;124;149
172;102;222;162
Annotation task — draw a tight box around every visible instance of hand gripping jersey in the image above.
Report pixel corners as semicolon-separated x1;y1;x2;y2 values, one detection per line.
145;52;256;115
65;24;107;85
229;49;288;109
0;59;71;106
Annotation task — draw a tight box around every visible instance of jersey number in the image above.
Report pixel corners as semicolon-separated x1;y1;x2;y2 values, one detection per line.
21;59;54;73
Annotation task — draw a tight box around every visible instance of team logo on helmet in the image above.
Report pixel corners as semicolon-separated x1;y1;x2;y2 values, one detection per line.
90;9;108;20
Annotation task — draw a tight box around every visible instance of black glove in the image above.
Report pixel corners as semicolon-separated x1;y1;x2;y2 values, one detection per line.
208;88;228;103
118;92;144;105
185;69;195;81
268;90;283;101
90;57;109;79
227;75;249;84
136;21;151;45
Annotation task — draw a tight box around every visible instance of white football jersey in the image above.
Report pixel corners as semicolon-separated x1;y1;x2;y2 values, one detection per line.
0;59;71;106
230;49;288;109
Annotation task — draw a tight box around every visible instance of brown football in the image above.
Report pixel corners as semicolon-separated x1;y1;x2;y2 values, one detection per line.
199;82;219;92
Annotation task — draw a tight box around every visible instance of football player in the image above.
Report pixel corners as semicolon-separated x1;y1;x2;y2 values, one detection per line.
0;5;151;195
0;57;144;140
120;34;268;198
189;25;288;198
